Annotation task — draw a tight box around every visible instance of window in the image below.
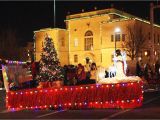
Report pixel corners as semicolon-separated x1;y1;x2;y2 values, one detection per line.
61;38;65;47
42;41;44;47
154;34;156;44
85;38;93;50
122;34;125;41
74;55;78;63
85;30;93;36
111;35;114;42
115;33;120;41
144;50;150;56
74;38;78;47
148;32;150;40
84;30;93;51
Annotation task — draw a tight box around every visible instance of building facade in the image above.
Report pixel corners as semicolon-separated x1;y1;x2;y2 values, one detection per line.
34;8;160;68
34;28;69;65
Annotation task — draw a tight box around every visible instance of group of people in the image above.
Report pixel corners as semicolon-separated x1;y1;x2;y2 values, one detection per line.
63;61;98;86
76;62;97;85
136;60;160;81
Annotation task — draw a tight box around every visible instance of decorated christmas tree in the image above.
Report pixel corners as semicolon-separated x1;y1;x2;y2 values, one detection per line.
37;34;64;84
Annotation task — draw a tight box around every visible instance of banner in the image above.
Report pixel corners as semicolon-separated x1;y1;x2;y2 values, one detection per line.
2;64;32;91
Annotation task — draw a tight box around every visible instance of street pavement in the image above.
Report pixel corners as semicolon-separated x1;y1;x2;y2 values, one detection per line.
0;89;160;119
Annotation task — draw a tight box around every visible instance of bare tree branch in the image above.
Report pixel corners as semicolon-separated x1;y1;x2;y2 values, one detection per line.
124;21;147;61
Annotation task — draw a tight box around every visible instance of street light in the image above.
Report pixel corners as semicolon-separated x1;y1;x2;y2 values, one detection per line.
114;27;121;52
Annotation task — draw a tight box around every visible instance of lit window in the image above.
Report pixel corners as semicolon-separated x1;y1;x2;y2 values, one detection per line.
155;51;157;55
74;55;78;63
84;30;93;51
74;38;78;47
144;51;148;56
144;51;150;56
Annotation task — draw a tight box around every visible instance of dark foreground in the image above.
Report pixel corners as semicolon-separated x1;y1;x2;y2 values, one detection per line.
0;89;160;119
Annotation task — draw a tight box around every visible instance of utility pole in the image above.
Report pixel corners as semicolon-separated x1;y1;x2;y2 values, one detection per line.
54;0;56;28
150;3;160;67
150;3;154;66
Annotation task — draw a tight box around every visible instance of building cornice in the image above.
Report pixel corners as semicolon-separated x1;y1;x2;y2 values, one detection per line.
34;28;67;33
66;8;134;20
65;8;160;28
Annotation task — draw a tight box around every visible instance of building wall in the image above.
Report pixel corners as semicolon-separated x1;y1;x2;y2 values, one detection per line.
101;19;131;68
127;19;160;63
57;29;69;66
99;19;152;67
67;14;111;66
101;19;160;67
34;28;69;66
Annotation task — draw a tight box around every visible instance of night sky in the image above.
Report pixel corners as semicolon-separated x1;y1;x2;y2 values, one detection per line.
0;1;160;47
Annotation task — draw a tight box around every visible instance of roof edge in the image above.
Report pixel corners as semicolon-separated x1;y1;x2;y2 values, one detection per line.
34;28;67;33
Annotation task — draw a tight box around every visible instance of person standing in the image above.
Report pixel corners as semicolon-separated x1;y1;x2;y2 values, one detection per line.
76;64;86;85
155;60;160;80
144;63;149;80
84;58;91;81
136;61;142;77
89;63;97;84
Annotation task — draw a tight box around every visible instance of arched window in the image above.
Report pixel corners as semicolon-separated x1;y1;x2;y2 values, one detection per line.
85;30;93;36
84;30;93;51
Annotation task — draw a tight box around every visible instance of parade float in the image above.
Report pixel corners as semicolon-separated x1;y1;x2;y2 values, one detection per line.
4;36;143;110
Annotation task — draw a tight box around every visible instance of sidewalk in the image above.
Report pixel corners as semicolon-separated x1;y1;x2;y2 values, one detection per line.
144;84;160;92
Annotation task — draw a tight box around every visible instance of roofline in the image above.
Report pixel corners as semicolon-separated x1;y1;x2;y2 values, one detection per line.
66;8;135;20
34;28;67;33
65;8;160;28
101;18;160;28
135;17;160;28
101;17;160;28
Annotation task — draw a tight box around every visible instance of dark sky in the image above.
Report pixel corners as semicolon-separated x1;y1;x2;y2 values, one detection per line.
0;1;160;47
